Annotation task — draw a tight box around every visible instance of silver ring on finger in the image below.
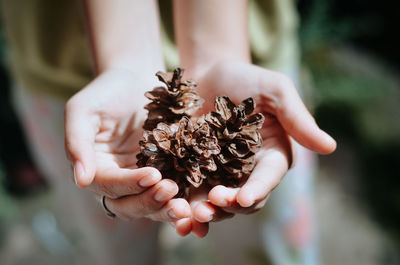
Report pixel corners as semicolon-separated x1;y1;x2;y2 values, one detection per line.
101;195;116;218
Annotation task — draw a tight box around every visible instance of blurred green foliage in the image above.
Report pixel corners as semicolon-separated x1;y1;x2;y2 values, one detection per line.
299;0;400;245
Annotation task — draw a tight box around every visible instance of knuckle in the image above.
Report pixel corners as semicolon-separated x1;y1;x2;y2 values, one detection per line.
272;73;295;102
135;193;149;213
158;179;179;195
276;73;295;91
95;181;120;199
258;72;296;114
122;196;148;219
138;191;162;214
122;181;143;195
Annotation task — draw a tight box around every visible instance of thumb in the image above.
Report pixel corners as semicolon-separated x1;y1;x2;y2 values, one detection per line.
259;73;336;154
273;91;336;154
64;100;98;187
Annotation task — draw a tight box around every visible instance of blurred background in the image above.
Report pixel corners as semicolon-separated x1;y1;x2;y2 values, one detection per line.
0;0;399;264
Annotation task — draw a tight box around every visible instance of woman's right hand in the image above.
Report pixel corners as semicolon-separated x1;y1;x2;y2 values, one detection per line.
64;68;191;223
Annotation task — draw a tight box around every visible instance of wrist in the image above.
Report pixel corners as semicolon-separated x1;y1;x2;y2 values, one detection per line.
183;55;250;80
98;65;166;93
97;53;165;77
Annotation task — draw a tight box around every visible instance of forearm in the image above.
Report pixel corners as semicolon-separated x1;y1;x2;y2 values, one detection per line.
83;0;164;75
173;0;250;78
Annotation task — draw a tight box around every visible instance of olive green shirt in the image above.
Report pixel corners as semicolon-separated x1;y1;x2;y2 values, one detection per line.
1;0;299;100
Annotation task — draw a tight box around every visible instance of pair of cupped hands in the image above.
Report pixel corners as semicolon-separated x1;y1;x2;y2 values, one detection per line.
64;61;336;238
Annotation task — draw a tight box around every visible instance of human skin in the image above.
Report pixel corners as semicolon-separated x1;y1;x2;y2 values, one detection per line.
64;0;191;223
173;0;336;237
65;0;336;236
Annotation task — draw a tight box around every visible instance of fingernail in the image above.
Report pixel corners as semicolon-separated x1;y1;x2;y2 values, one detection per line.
239;194;254;207
154;189;169;202
168;209;177;219
200;204;214;222
73;161;85;185
204;213;213;222
139;175;158;187
218;199;229;207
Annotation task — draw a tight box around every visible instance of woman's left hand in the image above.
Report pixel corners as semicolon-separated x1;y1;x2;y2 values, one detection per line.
174;61;336;237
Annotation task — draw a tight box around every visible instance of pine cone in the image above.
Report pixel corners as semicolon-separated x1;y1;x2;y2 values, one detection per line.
143;68;204;130
137;117;221;194
137;68;265;197
201;96;265;187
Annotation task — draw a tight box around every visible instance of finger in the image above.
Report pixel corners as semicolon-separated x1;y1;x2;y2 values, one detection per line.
209;186;267;215
174;218;192;237
91;167;161;199
220;197;268;215
147;198;191;222
191;219;209;238
105;179;178;220
64;99;98;187
188;186;212;222
236;149;287;207
208;185;239;207
192;201;234;223
258;71;336;154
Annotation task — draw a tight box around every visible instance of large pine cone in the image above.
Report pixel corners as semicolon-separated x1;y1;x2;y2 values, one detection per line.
143;68;204;130
137;117;221;193
200;96;264;186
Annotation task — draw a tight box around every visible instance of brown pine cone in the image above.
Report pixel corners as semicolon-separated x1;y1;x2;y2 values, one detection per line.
137;117;221;194
200;96;265;187
143;68;204;130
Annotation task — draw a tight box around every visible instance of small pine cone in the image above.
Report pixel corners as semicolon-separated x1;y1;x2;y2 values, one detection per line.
143;68;204;130
201;96;265;187
137;117;221;194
